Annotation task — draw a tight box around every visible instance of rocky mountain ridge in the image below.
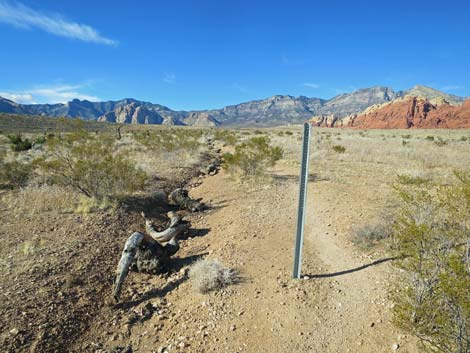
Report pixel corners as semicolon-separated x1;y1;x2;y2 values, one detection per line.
0;85;467;127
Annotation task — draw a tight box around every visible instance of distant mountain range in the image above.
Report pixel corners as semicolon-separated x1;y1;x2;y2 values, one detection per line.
0;85;467;127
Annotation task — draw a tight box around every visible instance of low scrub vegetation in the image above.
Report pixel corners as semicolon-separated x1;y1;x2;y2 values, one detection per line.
213;129;238;146
332;145;346;153
36;131;148;200
189;259;237;293
396;173;430;186
7;133;32;152
132;128;203;152
391;171;470;353
223;136;283;179
0;152;33;188
352;223;391;248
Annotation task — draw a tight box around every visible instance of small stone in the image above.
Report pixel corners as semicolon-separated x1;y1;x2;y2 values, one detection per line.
9;328;19;335
230;325;236;331
392;343;400;350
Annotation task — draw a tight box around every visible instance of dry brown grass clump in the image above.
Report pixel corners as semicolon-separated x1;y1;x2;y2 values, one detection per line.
3;184;80;214
189;259;237;293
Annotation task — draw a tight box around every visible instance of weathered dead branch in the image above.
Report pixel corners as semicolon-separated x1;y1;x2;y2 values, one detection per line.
113;210;189;301
168;188;204;212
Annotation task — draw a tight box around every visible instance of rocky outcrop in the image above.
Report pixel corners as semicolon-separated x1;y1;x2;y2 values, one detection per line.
182;112;220;127
311;114;338;127
98;103;164;124
348;97;470;129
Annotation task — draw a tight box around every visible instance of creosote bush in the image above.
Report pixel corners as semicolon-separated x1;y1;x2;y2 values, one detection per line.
396;174;430;186
390;171;470;353
7;133;32;152
332;145;346;153
0;152;33;188
213;129;238;146
189;259;237;293
223;136;283;179
36;131;148;200
132;129;203;152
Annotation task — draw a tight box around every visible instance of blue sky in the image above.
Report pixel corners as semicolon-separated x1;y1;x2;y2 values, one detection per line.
0;0;469;110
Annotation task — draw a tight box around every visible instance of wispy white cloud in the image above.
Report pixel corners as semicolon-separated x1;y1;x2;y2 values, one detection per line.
163;72;176;84
0;83;101;104
303;83;320;89
0;0;117;45
442;85;463;91
0;91;35;103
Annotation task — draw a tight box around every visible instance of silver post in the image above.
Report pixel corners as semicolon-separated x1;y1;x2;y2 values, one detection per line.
293;123;311;279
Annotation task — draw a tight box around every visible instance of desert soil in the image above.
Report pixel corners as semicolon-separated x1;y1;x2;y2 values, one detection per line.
76;162;419;353
1;138;422;353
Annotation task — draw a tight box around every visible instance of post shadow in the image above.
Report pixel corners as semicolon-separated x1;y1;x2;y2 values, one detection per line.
305;257;397;279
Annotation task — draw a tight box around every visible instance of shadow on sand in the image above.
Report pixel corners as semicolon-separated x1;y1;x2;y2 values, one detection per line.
305;257;397;279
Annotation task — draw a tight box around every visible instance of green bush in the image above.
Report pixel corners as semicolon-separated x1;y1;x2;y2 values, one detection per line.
396;174;430;186
133;129;203;152
390;171;470;353
332;145;346;153
223;136;283;179
34;135;47;146
0;158;33;188
7;134;32;152
37;131;148;200
213;130;238;146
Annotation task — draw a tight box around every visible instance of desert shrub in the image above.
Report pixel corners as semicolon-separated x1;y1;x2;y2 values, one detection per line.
390;171;470;353
434;137;448;146
402;134;412;139
425;135;435;141
397;174;430;186
285;131;293;136
133;129;203;152
332;145;346;153
7;133;32;152
213;129;238;146
36;131;147;200
223;136;283;179
189;259;237;293
0;153;33;188
459;136;468;142
352;223;391;248
34;135;46;146
402;140;409;146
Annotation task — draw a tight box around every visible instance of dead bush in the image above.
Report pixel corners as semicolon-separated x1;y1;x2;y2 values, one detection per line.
352;223;391;248
189;259;237;293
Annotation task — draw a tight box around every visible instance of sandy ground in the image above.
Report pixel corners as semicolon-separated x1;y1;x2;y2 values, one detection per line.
72;163;420;353
4;128;457;352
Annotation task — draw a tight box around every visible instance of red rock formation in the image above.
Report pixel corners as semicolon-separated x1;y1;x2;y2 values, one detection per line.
348;97;470;129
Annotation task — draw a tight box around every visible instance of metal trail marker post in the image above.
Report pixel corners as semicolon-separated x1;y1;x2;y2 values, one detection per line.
293;122;312;279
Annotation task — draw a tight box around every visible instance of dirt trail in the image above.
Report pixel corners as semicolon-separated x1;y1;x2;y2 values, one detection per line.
303;178;419;352
183;165;420;353
71;164;420;353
